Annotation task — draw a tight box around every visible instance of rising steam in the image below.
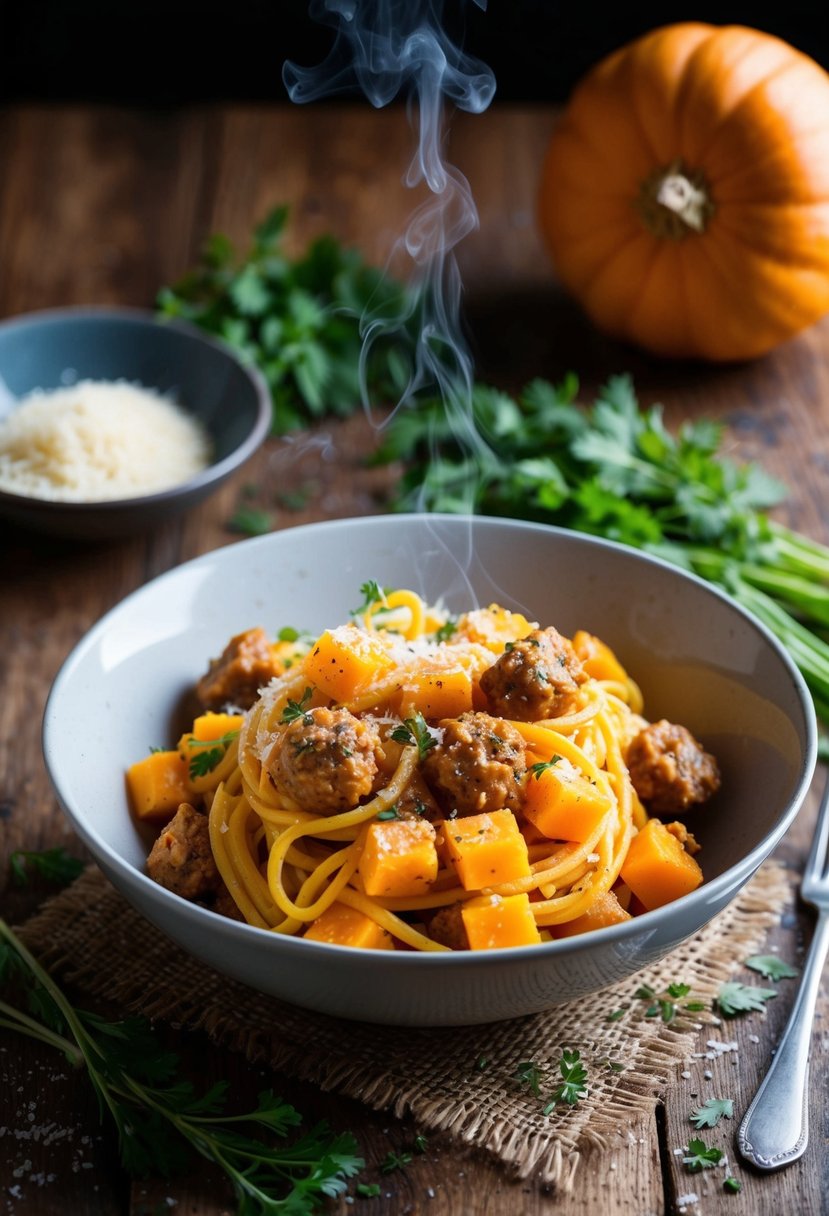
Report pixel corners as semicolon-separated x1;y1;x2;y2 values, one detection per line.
284;0;496;505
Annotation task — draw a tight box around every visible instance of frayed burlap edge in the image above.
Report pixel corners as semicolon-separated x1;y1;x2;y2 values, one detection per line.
16;861;793;1190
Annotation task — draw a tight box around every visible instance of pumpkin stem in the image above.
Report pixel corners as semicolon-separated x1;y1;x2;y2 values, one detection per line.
638;161;714;239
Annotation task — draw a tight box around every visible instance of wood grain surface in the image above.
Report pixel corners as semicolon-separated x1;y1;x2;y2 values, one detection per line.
0;103;827;1215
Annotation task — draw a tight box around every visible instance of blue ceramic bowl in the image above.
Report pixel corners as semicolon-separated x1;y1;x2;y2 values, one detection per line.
0;307;271;539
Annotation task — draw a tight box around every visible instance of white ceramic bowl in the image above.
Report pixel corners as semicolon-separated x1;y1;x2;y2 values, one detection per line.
43;515;817;1025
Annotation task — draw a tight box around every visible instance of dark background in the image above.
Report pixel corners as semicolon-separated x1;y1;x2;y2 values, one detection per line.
5;3;829;105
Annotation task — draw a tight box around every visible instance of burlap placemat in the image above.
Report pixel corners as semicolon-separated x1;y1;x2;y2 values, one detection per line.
17;861;792;1189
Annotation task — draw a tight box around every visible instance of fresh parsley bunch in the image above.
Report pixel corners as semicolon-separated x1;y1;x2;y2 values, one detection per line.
0;920;363;1213
377;373;829;742
158;206;414;433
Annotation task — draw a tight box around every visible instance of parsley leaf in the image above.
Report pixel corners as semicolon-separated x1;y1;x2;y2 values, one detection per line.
227;506;273;537
548;1048;588;1107
716;982;777;1017
433;617;458;643
391;713;437;759
352;580;388;615
690;1098;734;1129
683;1137;725;1171
745;954;799;981
724;1176;742;1193
515;1060;543;1099
9;848;84;888
281;687;314;725
158;206;415;434
357;1182;382;1198
529;755;562;780
188;747;226;780
379;1150;413;1174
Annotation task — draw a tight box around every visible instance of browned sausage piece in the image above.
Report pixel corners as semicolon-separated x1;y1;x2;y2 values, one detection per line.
196;627;282;710
146;803;220;901
479;627;587;721
627;720;720;816
428;903;470;950
267;706;382;815
421;710;526;816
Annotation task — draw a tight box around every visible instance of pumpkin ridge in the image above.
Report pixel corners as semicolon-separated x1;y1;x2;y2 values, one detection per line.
713;204;829;269
697;57;823;168
707;124;829;196
574;228;656;300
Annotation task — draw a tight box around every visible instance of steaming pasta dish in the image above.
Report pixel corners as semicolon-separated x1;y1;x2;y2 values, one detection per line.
126;588;720;951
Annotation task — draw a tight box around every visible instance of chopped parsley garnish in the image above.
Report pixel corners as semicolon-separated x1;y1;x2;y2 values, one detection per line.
716;981;777;1017
376;806;400;821
357;1183;382;1198
529;755;561;780
391;713;436;759
413;1134;428;1153
351;580;388;615
186;730;241;781
546;1049;588;1108
379;1150;413;1174
281;687;314;725
690;1098;734;1129
515;1061;543;1099
635;981;701;1024
683;1137;725;1172
724;1176;742;1194
227;506;272;537
606;1008;626;1023
744;954;799;981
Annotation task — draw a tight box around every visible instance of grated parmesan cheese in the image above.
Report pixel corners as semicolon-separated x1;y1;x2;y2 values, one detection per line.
0;379;211;501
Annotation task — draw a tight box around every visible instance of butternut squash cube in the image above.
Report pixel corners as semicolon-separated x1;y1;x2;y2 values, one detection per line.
461;892;541;949
620;818;703;911
397;666;473;720
554;890;632;938
304;624;394;703
441;809;531;890
455;605;536;653
572;630;628;684
523;762;613;843
359;819;438;897
191;711;245;742
126;750;191;822
304;902;394;950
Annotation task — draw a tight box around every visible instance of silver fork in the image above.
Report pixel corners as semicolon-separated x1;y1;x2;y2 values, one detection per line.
738;772;829;1170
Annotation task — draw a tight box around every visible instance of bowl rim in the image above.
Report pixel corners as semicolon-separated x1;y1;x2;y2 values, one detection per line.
43;513;818;967
0;304;272;512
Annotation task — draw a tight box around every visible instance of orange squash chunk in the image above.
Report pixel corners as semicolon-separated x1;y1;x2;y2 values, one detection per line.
441;809;531;890
455;605;536;653
620;818;703;911
359;819;438;897
523;762;613;843
191;711;244;742
461;892;542;949
554;890;632;938
397;666;474;720
304;902;394;950
304;624;394;703
126;750;191;822
572;629;628;684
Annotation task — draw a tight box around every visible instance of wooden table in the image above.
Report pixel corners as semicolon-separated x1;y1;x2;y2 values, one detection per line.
0;103;827;1215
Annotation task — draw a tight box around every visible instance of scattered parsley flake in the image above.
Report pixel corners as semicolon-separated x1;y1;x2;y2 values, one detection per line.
724;1176;742;1194
606;1008;626;1023
433;617;458;643
716;982;777;1017
227;506;272;537
550;1049;588;1107
683;1137;725;1171
515;1061;543;1099
357;1182;382;1198
379;1150;412;1174
376;807;400;821
413;1134;428;1153
745;955;799;981
281;687;314;725
529;755;561;780
352;580;387;615
690;1098;734;1129
390;713;436;759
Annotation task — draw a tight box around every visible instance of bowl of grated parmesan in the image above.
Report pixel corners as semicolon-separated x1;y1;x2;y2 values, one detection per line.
0;306;271;538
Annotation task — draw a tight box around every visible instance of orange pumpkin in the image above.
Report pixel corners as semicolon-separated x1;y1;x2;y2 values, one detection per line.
538;23;829;361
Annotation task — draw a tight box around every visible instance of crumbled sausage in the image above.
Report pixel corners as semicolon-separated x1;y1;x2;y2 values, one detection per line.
421;711;527;816
627;720;720;815
479;627;587;721
147;803;220;901
427;903;469;950
393;771;443;822
267;706;382;814
664;820;702;856
196;627;282;710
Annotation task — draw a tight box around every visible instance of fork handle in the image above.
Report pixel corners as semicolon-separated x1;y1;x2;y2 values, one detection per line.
737;909;829;1170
